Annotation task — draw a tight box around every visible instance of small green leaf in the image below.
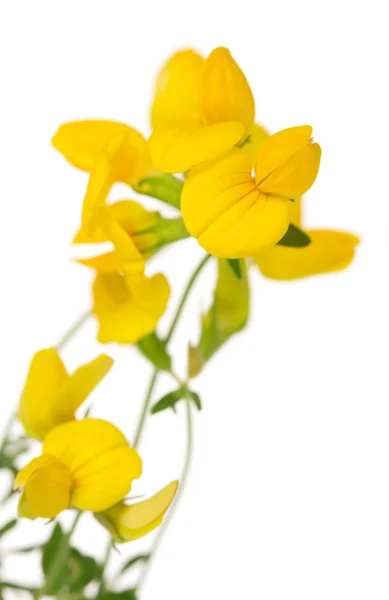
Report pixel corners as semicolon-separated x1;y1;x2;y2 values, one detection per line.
0;519;17;538
118;554;150;575
136;173;183;209
42;523;69;594
187;391;202;411
151;390;183;414
227;258;242;279
187;344;205;379
68;548;101;592
136;333;172;372
277;223;311;248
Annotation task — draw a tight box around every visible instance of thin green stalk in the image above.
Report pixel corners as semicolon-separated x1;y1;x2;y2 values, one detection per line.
136;396;193;592
55;309;91;351
35;511;82;600
132;371;158;448
97;541;114;595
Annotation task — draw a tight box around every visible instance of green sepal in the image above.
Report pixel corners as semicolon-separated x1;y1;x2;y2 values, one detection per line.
226;258;242;279
136;333;172;372
277;223;311;248
136;173;183;209
0;519;17;539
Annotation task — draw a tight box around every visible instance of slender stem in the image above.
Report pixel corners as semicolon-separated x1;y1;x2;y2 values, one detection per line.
133;371;158;448
97;540;114;595
36;511;82;600
0;581;38;593
55;309;91;352
136;396;193;592
165;253;211;344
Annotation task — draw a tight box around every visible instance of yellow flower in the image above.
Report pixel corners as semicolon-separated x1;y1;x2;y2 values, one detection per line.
18;349;113;441
73;200;189;272
93;271;170;344
181;125;321;258
95;481;178;542
14;419;142;519
255;197;359;280
149;47;255;173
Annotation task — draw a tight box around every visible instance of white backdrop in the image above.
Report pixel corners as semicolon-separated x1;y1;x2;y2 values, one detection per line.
1;1;389;598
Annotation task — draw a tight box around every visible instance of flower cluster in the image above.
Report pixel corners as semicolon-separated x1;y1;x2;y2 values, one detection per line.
0;46;359;598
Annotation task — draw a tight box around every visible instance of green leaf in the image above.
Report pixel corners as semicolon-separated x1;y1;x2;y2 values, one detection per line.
226;258;242;279
194;259;250;367
277;223;311;248
151;390;183;414
187;344;205;379
0;519;17;538
136;333;172;372
136;173;183;209
151;388;202;415
42;523;69;594
68;548;101;592
118;553;149;575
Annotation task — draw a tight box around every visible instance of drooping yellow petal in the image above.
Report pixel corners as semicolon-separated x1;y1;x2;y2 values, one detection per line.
43;419;142;512
52;120;130;172
14;455;58;490
181;148;289;257
256;230;360;280
148;122;245;174
54;354;113;421
93;272;170;344
17;490;38;519
98;210;145;276
151;50;204;128
259;143;322;199
18;349;69;440
22;459;72;519
201;47;255;134
242;123;270;162
75;252;121;273
82;131;153;232
100;481;179;542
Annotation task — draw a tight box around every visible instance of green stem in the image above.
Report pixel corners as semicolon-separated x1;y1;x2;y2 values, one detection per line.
132;371;158;448
55;309;91;352
97;541;114;595
0;581;38;593
36;511;82;600
136;396;193;592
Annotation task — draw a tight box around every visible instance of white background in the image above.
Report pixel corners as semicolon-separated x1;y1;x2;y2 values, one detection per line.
1;1;389;598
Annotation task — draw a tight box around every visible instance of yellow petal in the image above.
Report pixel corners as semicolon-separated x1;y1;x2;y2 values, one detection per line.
43;419;142;512
255;125;313;182
93;272;170;344
259;143;322;199
242;123;270;162
256;229;360;280
148;122;245;174
288;197;302;228
98;210;145;276
54;354;113;422
201;47;255;134
106;481;179;542
75;252;121;273
17;490;38;519
22;459;72;519
52;120;130;172
82;131;153;232
151;50;204;128
14;455;58;490
18;348;69;440
181;148;289;257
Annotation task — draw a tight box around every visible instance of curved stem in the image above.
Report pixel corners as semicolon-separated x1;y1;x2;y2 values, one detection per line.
97;540;114;595
55;309;91;352
133;371;158;448
136;396;193;592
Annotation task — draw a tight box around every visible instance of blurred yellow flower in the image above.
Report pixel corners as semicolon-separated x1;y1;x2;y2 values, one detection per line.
18;349;113;441
93;271;170;344
181;125;321;258
14;419;142;519
96;480;178;542
149;47;255;173
256;198;359;280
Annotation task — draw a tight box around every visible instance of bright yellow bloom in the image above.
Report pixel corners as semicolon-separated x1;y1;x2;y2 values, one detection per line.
18;349;113;441
93;271;170;344
256;198;359;280
95;480;178;542
14;419;142;519
181;126;321;258
149;47;255;173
